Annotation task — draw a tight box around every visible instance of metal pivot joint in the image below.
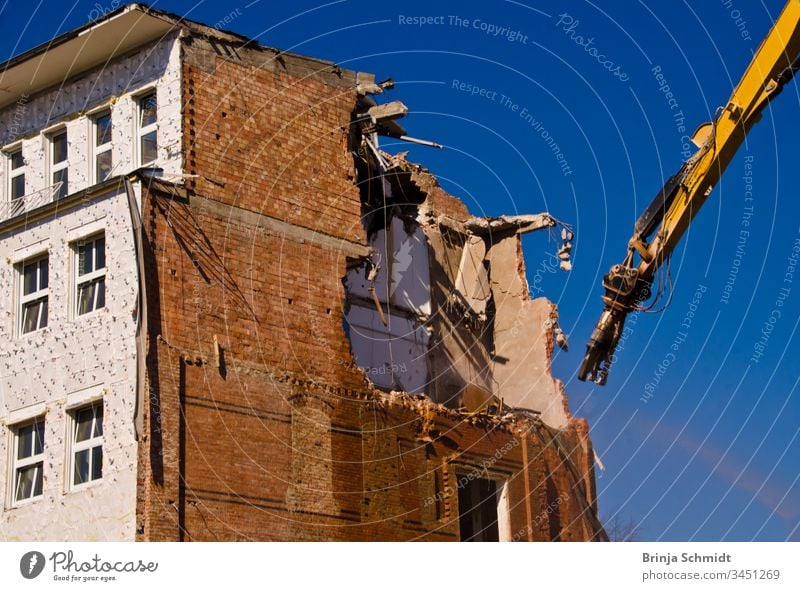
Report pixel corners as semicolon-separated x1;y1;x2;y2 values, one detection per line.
578;264;651;385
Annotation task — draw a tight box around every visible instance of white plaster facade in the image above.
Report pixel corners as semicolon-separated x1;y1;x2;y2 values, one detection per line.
0;31;182;200
0;31;182;540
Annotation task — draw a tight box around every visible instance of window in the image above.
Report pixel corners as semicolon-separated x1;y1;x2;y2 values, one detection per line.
69;402;103;487
457;476;510;542
19;256;49;334
137;92;157;165
93;112;112;183
75;234;106;316
8;148;25;202
49;130;68;200
11;418;45;504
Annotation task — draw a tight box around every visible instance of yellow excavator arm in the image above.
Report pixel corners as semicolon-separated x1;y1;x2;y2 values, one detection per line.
579;0;800;384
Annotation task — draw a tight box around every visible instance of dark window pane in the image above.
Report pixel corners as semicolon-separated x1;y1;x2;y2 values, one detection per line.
10;151;24;169
33;421;44;455
11;173;25;199
53;168;68;199
75;408;94;442
458;477;499;542
39;259;48;289
140;130;157;164
77;278;104;315
21;302;35;333
77;282;93;316
78;284;88;314
23;262;37;295
51;132;67;163
78;242;92;275
78;246;86;276
91;446;103;480
33;464;43;496
22;299;47;333
18;424;33;459
140;93;157;127
95;237;105;270
93;405;103;437
15;464;41;500
96;278;105;310
95;113;112;146
15;469;31;500
74;449;89;485
96;151;112;183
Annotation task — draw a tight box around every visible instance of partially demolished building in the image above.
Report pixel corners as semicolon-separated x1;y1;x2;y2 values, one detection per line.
0;3;606;541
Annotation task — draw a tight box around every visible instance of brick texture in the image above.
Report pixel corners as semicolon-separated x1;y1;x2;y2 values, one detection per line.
136;36;605;541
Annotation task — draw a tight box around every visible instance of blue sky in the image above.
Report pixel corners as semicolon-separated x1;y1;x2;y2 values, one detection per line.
2;0;799;541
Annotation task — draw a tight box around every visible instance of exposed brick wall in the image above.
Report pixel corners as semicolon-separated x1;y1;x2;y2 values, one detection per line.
135;36;605;542
182;40;364;244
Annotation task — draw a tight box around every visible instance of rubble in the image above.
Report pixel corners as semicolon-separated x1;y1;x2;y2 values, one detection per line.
345;120;577;426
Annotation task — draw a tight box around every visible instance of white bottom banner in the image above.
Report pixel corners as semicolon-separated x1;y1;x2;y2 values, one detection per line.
0;542;797;590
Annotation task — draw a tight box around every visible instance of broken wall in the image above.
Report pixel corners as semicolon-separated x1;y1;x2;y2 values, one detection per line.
486;234;571;428
344;153;573;428
136;31;604;541
137;35;373;541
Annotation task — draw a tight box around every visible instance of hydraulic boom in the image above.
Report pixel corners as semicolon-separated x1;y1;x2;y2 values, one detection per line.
579;0;800;384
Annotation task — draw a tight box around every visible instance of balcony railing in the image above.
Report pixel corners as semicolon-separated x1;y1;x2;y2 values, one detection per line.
0;182;63;223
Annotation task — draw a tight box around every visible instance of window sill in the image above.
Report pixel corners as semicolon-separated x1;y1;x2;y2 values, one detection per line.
17;325;51;342
67;478;104;495
6;495;44;511
73;307;108;323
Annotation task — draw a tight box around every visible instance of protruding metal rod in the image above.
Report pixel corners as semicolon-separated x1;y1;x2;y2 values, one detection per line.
397;135;443;149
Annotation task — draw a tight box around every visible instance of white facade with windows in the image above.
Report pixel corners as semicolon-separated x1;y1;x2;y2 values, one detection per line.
0;29;182;540
0;31;182;221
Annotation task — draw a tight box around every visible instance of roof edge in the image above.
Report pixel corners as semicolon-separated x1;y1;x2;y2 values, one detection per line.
0;2;354;83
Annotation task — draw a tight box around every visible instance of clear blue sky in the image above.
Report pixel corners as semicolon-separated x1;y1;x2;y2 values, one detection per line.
3;0;798;541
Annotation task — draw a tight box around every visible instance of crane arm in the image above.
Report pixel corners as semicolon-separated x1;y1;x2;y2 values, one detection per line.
579;0;800;385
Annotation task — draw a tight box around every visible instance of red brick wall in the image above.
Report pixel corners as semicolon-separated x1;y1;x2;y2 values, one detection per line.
183;49;364;244
135;37;604;542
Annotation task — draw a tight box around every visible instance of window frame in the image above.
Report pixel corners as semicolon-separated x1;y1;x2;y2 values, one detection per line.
6;145;25;203
67;400;104;491
73;232;106;319
91;111;113;184
8;416;45;507
136;90;158;166
18;254;49;336
455;470;512;542
47;128;69;200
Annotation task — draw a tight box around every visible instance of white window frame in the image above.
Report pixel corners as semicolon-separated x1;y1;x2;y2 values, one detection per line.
9;416;45;507
136;90;158;166
73;233;106;318
47;128;68;199
67;400;104;491
6;145;25;203
18;255;49;336
496;479;512;542
91;111;113;184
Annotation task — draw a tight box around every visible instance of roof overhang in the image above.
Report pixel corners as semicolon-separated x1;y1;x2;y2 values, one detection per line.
0;4;177;109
